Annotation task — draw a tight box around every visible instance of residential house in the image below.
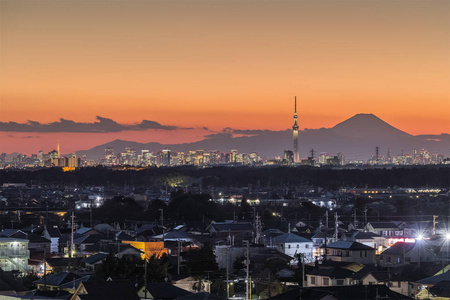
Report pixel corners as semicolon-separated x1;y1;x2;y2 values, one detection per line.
270;233;314;263
325;241;376;264
34;271;80;291
344;230;386;253
305;267;354;287
42;227;62;254
269;284;414;300
352;265;416;298
365;221;409;238
27;234;51;254
206;221;254;242
71;280;140;300
0;238;29;273
380;241;437;267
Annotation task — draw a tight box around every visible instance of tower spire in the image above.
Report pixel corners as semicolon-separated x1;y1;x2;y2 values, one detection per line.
293;97;299;162
57;141;60;158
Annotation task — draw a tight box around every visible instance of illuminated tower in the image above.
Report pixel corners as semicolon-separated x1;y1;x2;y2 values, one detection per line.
293;96;299;162
57;141;60;158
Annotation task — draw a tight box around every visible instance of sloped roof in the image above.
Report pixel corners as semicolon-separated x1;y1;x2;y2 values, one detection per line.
367;222;401;229
429;280;450;297
82;253;109;264
153;230;196;241
0;229;27;238
272;233;312;244
416;271;450;284
94;224;117;235
79;281;140;300
307;267;354;279
381;242;415;255
327;241;374;250
147;283;192;299
270;285;413;300
0;268;28;291
179;291;226;300
27;234;51;243
45;228;62;238
58;275;91;290
352;265;390;282
73;234;112;245
34;272;80;287
208;222;254;232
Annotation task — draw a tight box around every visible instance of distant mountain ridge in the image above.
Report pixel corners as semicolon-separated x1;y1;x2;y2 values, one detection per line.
73;114;449;160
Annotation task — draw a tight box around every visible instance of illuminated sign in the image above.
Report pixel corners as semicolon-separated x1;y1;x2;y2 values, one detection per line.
388;238;416;246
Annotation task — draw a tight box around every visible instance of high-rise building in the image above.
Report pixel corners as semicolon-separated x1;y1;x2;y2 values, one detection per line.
292;96;299;162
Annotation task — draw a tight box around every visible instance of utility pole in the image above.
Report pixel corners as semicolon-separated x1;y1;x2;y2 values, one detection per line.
69;211;74;268
254;213;262;244
334;212;339;239
433;215;438;236
43;247;47;290
325;210;329;229
226;247;230;299
177;239;181;275
144;254;148;299
364;206;368;231
353;209;357;229
244;240;250;300
159;209;164;244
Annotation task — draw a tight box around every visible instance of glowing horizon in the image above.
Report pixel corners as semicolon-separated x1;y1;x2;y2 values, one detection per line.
1;0;449;155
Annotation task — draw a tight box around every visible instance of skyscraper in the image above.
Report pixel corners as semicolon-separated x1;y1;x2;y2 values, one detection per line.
293;96;299;162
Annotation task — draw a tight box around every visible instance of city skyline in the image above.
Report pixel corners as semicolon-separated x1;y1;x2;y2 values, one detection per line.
1;0;449;155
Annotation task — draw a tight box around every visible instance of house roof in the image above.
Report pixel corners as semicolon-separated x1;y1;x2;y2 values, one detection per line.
0;229;27;238
381;242;415;255
34;272;80;287
27;234;51;243
307;267;354;279
272;233;312;244
416;271;450;285
429;280;450;297
352;265;390;282
79;281;140;300
269;284;413;300
73;234;112;245
94;223;117;235
153;230;196;241
75;227;93;235
208;222;254;232
326;241;374;250
367;222;402;229
312;232;334;239
45;228;62;238
0;267;28;291
179;291;226;300
58;275;91;290
82;253;109;264
147;282;193;299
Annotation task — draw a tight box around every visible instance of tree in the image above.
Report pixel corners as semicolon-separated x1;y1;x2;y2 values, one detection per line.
185;243;218;276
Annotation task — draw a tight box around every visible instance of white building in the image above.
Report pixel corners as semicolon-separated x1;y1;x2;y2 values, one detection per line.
270;233;314;263
0;238;30;273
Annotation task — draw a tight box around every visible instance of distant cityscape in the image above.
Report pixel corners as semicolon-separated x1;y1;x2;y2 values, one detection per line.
1;145;448;170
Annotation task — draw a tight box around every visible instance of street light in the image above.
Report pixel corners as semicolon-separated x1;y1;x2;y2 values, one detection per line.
139;249;148;300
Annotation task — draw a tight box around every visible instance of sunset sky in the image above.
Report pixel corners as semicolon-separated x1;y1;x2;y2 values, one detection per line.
1;0;449;155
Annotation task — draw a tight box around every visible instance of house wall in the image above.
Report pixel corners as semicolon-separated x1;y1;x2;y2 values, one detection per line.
327;249;376;264
276;242;314;262
306;275;352;287
0;239;30;272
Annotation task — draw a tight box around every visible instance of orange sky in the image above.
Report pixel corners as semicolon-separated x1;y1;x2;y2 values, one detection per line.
1;0;449;154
